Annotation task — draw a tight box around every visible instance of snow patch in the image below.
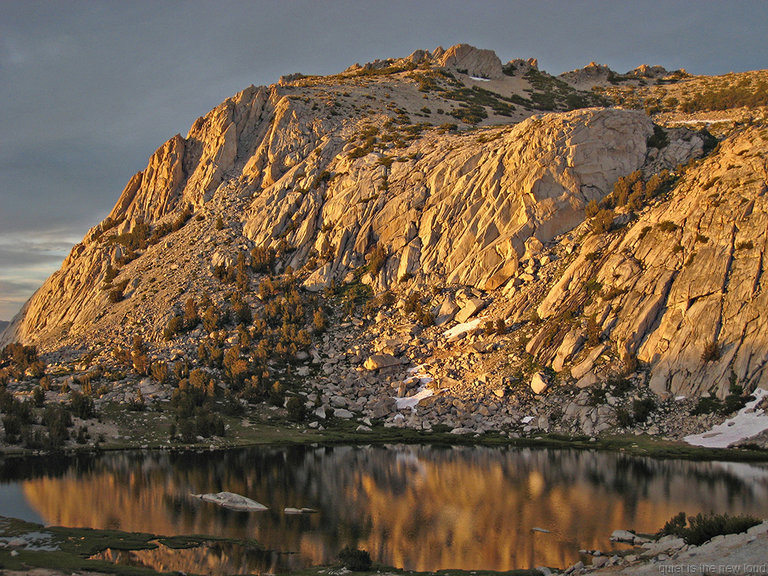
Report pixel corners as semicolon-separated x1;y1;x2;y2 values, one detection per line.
684;388;768;448
443;317;484;342
470;76;491;82
395;387;434;411
394;364;435;411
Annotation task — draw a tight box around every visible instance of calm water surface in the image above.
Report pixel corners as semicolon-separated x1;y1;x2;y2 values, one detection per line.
2;445;768;574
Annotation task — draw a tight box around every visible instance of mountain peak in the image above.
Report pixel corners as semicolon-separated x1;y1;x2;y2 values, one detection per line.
437;43;503;79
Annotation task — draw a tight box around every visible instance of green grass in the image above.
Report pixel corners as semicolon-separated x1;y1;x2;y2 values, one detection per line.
5;401;768;464
0;516;166;575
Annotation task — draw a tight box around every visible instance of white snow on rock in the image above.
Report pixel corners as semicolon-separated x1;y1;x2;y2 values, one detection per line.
395;387;434;411
394;365;435;411
684;388;768;448
191;491;268;511
469;76;491;82
443;317;485;342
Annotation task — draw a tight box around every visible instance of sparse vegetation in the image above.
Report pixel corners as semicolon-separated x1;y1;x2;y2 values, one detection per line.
701;340;721;362
658;511;760;546
338;546;373;571
647;125;669;149
590;208;614;234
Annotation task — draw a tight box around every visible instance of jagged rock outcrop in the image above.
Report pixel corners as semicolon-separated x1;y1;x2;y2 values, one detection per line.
437;43;503;79
244;107;654;293
530;128;768;397
559;62;614;88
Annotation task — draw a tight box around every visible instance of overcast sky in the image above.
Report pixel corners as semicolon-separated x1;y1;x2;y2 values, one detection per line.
1;1;767;321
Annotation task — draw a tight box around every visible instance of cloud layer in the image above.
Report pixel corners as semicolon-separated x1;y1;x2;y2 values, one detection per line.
1;0;767;320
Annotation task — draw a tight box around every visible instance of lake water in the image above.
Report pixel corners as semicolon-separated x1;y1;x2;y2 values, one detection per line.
2;445;768;574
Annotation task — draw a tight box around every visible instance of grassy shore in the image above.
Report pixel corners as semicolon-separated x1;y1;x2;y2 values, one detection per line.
0;515;541;576
2;408;768;463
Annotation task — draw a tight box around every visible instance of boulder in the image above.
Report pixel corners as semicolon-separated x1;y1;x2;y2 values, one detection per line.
191;492;267;511
455;298;486;323
552;329;586;372
333;408;354;419
435;295;459;325
364;354;402;370
610;529;637;543
531;372;549;394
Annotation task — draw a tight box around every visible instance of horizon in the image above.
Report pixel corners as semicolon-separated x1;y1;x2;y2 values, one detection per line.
2;0;768;321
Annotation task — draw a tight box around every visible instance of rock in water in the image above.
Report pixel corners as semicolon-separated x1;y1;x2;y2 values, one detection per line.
191;491;268;511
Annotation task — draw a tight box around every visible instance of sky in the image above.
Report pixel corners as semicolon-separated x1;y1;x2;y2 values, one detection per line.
1;0;767;321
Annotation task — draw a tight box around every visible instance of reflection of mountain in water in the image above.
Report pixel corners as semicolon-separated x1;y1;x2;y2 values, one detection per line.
92;542;286;576
14;446;768;572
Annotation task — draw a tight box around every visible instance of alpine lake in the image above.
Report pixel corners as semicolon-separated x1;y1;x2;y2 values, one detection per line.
1;443;768;575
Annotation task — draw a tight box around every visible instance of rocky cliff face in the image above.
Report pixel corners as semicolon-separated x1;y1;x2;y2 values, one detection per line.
530;128;768;397
3;45;766;406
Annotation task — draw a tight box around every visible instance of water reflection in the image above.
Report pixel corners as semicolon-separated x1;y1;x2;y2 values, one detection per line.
2;446;767;573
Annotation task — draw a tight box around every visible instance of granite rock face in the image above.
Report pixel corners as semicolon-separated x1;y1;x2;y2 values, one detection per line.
531;129;768;396
3;44;765;401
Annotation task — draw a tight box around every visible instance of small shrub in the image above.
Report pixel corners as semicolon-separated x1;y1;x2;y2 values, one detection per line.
590;209;614;234
415;306;435;327
2;414;23;444
584;199;600;218
313;308;328;332
587;386;608;407
632;397;656;423
616;407;633;428
70;391;95;419
183;297;200;329
657;220;679;233
164;315;184;341
647;125;669;149
128;390;146;412
701;340;721;362
202;306;221;333
286;396;308;422
338;547;372;571
366;245;387;275
638;225;653;240
657;512;760;546
108;287;125;303
151;360;170;384
584;278;603;297
691;396;722;416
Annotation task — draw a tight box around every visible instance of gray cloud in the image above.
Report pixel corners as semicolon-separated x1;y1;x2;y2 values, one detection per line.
2;0;767;320
0;230;78;319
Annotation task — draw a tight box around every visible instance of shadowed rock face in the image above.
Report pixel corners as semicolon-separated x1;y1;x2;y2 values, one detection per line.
3;44;765;399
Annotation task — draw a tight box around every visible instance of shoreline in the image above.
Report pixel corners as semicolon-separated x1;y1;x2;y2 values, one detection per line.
3;427;768;463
